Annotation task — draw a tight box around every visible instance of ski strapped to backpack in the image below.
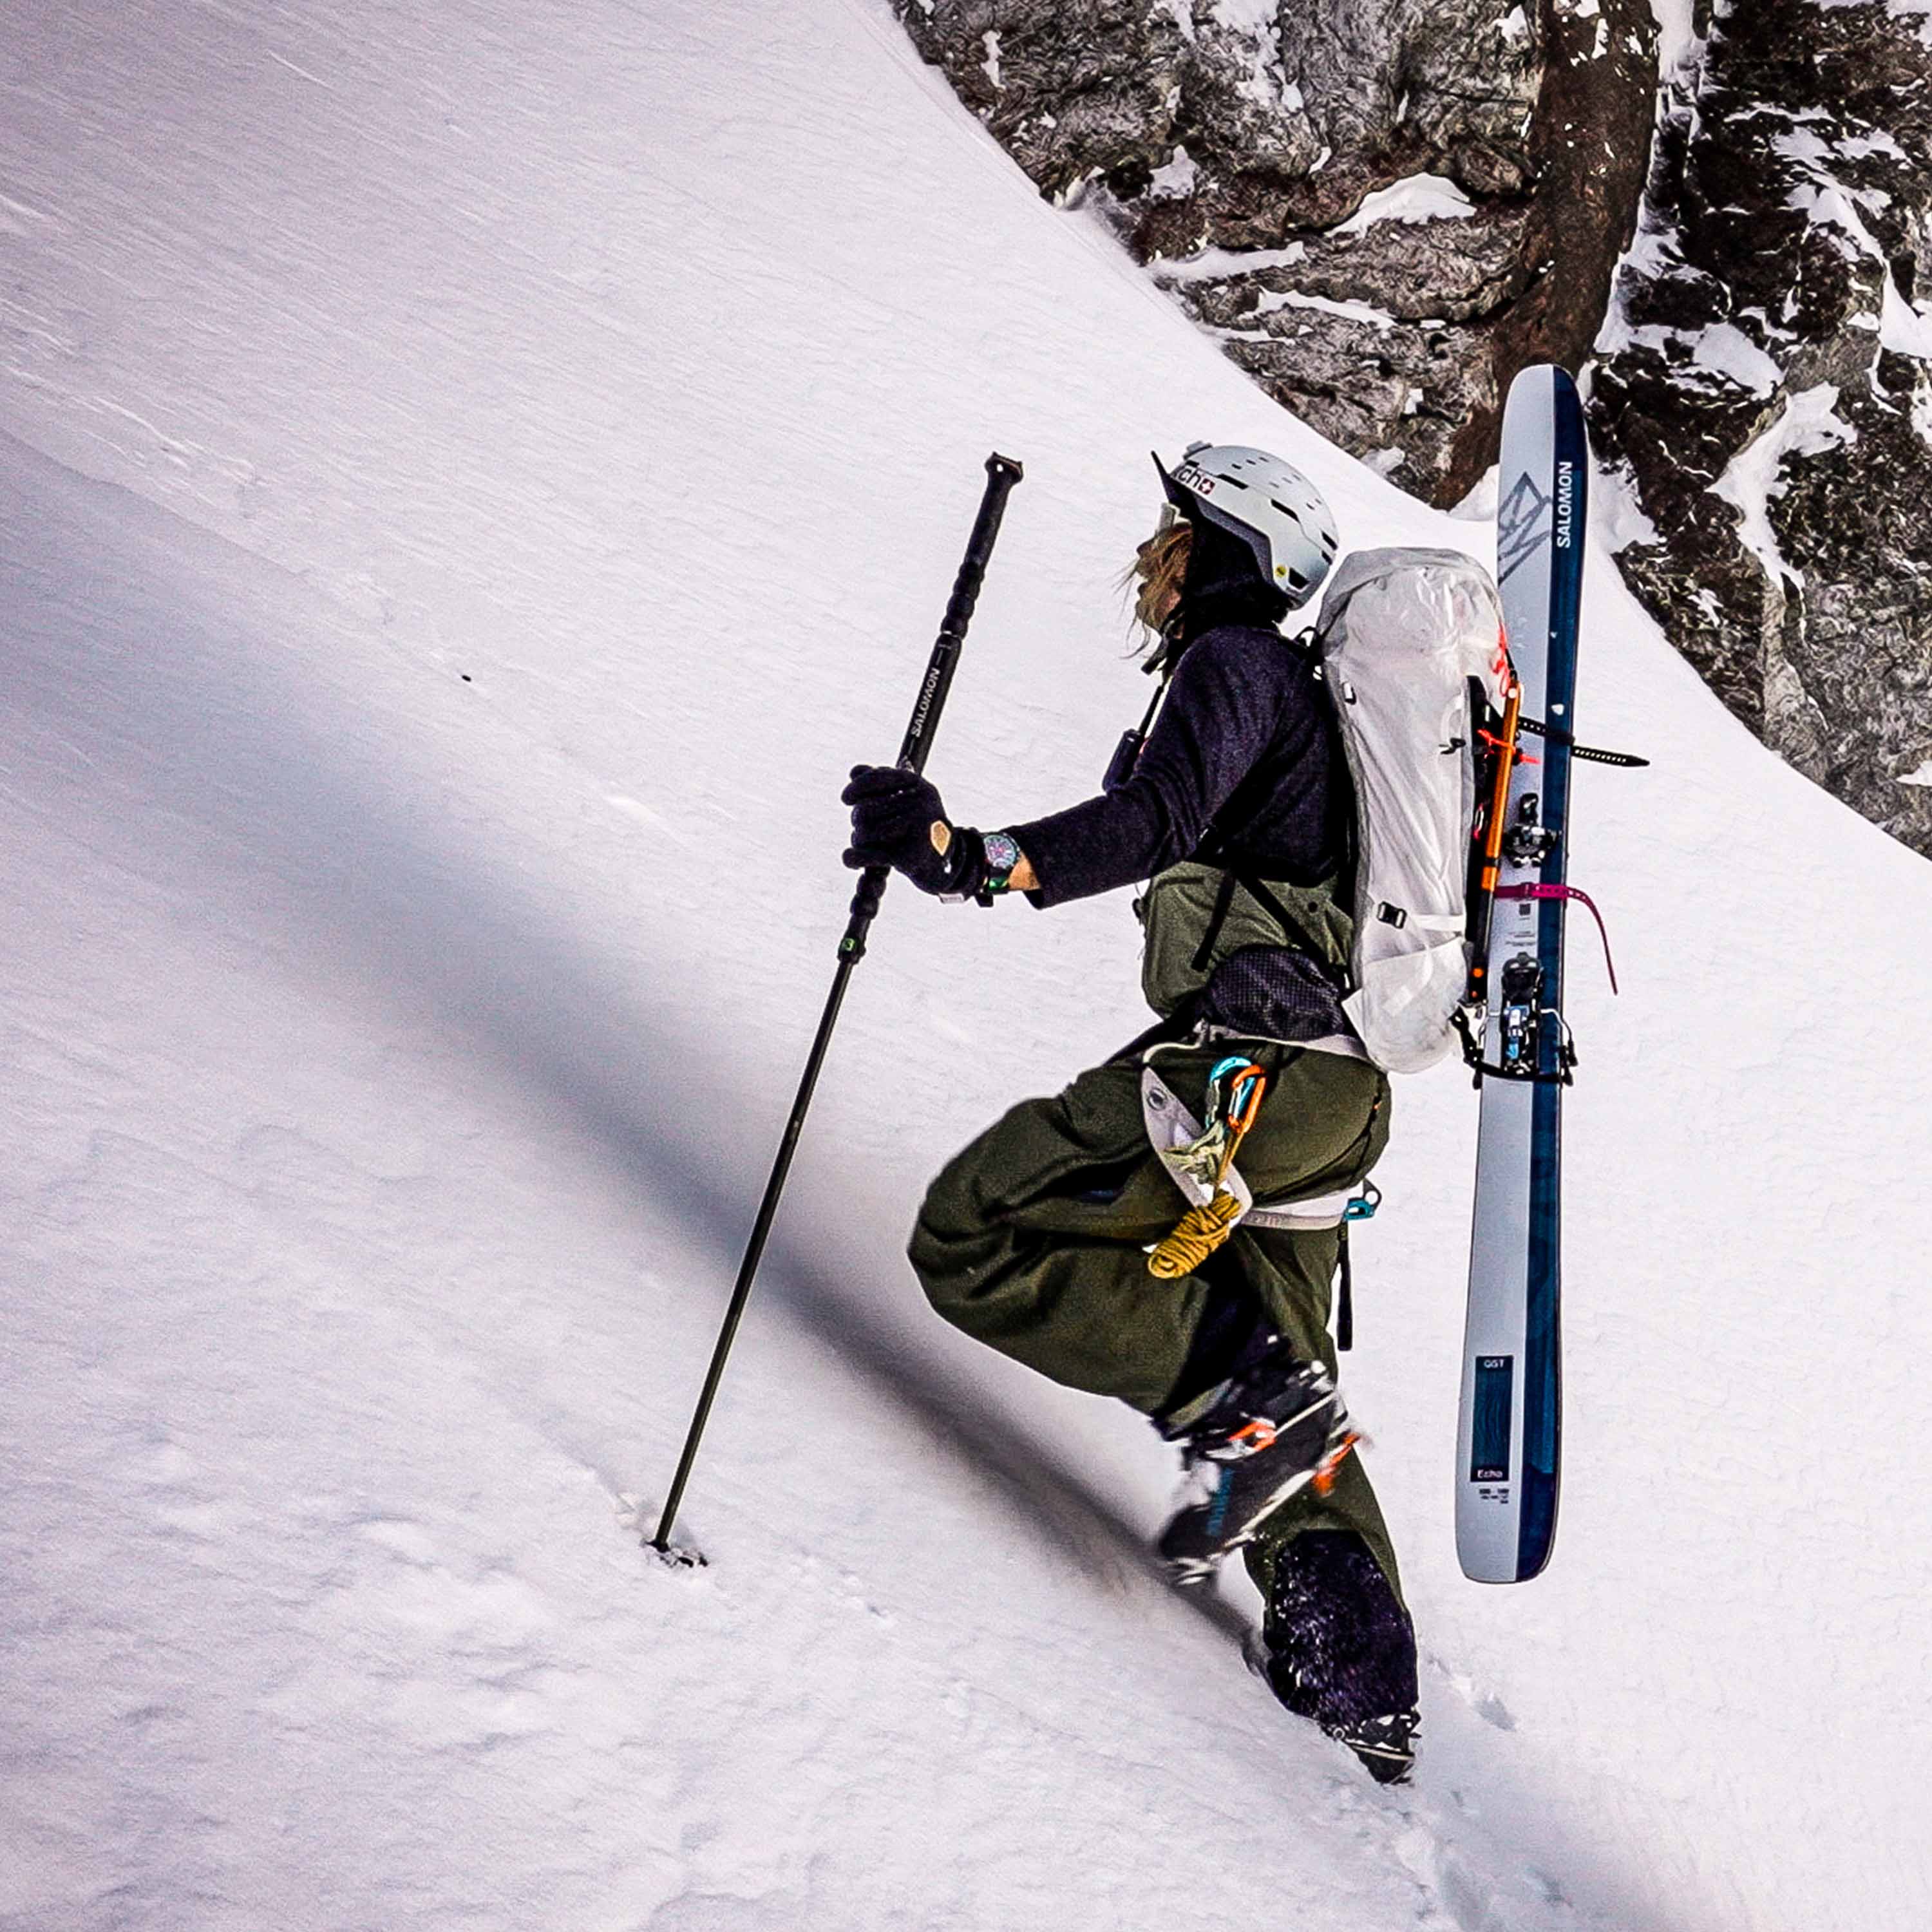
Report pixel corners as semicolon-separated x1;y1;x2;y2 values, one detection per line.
1454;688;1631;1086
1306;545;1642;1081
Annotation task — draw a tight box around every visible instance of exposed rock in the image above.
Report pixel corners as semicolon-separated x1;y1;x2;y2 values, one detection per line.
895;0;1656;504
1593;0;1932;856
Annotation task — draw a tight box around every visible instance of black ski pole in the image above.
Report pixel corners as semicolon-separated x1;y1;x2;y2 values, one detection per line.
650;451;1024;1560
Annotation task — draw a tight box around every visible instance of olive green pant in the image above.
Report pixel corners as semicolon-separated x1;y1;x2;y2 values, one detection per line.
909;1037;1403;1601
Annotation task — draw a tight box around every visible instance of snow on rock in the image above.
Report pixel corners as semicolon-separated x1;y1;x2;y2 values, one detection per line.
1711;383;1859;585
981;28;1003;90
894;0;1655;504
2;2;1931;1931
1687;321;1784;397
1146;142;1200;202
1879;273;1932;358
1249;287;1403;330
1331;173;1479;236
1595;0;1932;852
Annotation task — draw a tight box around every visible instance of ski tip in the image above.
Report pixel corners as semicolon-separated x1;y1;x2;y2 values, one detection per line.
1505;361;1578;401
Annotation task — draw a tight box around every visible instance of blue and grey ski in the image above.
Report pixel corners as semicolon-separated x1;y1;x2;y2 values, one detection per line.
1455;365;1587;1584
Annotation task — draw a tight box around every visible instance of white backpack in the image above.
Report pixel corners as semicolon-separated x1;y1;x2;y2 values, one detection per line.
1314;548;1510;1074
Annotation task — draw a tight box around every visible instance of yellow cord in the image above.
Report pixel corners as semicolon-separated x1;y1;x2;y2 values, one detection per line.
1147;1188;1245;1280
1148;1064;1269;1280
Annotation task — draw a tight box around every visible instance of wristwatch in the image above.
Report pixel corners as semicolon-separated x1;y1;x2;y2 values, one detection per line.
979;829;1022;901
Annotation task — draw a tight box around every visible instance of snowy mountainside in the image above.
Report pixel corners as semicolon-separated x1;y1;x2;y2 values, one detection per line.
2;3;1929;1929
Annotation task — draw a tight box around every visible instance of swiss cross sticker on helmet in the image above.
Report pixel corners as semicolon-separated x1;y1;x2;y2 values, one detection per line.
1153;444;1340;609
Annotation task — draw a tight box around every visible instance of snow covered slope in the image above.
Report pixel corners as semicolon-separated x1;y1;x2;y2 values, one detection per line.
2;3;1928;1929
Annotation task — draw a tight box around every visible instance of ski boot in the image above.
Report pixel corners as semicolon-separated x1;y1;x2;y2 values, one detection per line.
1155;1337;1359;1585
1245;1529;1421;1785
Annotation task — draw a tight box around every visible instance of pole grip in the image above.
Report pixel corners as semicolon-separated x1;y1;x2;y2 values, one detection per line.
898;453;1024;776
841;453;1023;959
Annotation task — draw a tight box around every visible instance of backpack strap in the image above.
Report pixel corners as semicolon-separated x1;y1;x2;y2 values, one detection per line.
1183;862;1351;989
1231;872;1350;989
1189;867;1244;976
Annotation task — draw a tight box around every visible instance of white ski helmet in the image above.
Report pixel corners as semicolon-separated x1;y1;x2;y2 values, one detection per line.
1155;442;1340;608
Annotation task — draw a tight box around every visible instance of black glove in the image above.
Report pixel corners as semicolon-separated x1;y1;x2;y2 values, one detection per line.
842;765;987;897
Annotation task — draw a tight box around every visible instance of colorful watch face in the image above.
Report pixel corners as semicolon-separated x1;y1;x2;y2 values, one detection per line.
982;831;1021;879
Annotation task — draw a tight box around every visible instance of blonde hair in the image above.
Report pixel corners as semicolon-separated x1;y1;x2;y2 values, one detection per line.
1129;513;1192;636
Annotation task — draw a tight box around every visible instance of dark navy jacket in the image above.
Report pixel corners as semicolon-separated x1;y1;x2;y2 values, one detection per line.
1011;616;1351;906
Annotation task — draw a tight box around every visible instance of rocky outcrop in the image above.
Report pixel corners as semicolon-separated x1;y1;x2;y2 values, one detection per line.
900;0;1932;860
895;0;1656;505
1593;0;1932;856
